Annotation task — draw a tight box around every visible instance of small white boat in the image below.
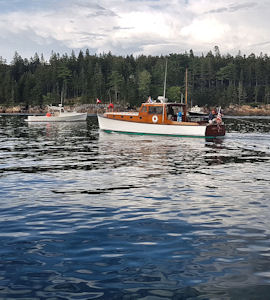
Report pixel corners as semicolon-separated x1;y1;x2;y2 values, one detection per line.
25;104;87;122
188;105;207;116
188;105;209;122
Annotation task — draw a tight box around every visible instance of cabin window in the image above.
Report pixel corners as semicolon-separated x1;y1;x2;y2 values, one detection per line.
141;106;147;113
148;106;163;115
167;105;183;121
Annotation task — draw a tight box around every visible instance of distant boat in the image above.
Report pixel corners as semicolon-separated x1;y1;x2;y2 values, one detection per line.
25;104;87;122
188;105;209;122
188;105;207;116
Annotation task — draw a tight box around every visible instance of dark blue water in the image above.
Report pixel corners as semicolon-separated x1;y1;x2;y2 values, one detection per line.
0;115;270;299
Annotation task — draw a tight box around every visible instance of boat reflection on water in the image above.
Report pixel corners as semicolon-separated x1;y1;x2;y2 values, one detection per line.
205;136;225;144
98;130;227;177
27;120;89;139
98;127;269;171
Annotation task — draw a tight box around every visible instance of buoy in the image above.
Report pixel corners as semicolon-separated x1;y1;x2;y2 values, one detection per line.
152;115;158;123
46;113;51;117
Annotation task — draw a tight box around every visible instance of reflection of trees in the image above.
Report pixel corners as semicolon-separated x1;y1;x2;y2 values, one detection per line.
225;117;270;133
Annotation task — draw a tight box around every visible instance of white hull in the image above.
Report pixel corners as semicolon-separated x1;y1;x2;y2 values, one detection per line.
98;115;207;137
25;112;87;122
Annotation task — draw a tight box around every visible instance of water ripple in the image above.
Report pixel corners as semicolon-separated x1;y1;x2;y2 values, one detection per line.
0;115;270;298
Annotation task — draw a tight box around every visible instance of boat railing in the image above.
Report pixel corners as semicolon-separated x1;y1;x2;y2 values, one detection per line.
105;111;139;116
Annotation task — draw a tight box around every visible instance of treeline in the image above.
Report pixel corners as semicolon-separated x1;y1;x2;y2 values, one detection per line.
1;46;270;108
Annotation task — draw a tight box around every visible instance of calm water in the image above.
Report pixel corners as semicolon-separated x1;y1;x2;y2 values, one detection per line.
0;115;270;299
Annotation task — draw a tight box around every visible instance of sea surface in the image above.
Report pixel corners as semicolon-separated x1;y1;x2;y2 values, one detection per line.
0;115;270;299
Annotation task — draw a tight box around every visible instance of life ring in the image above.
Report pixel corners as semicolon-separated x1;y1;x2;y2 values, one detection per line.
152;115;158;123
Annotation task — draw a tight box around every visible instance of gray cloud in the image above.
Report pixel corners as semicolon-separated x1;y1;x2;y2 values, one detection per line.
0;31;72;63
206;7;228;14
74;31;108;44
229;2;257;12
86;9;118;17
73;1;102;8
206;2;257;14
112;26;134;30
127;0;160;2
250;41;270;47
62;1;118;17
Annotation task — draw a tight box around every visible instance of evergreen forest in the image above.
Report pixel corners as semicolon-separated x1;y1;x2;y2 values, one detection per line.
1;46;270;109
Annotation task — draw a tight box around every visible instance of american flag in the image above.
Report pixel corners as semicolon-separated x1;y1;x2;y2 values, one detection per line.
216;108;222;124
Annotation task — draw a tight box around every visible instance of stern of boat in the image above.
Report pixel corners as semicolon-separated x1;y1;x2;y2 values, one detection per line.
205;124;225;137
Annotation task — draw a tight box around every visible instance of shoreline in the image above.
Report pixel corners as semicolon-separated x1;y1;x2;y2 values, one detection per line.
222;104;270;116
1;104;270;116
1;113;269;119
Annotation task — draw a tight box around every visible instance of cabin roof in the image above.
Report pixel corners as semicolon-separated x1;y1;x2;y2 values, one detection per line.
142;102;186;107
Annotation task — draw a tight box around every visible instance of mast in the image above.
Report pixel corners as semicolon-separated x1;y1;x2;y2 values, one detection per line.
185;68;188;106
60;85;64;107
183;68;188;122
163;59;167;99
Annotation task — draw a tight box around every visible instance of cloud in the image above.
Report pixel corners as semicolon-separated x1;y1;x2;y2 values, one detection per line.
228;2;257;12
0;2;115;49
180;18;230;43
0;30;72;62
251;41;270;47
0;0;270;62
187;0;259;15
0;0;187;59
205;2;257;14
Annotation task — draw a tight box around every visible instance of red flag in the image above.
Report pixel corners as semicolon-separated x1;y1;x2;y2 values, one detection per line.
96;98;101;104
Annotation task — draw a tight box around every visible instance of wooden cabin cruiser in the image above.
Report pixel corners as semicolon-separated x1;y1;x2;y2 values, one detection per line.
98;97;225;137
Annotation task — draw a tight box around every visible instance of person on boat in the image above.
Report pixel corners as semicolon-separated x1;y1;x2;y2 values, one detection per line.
177;111;182;122
208;111;213;122
167;106;174;120
147;96;153;103
208;108;216;124
107;102;114;111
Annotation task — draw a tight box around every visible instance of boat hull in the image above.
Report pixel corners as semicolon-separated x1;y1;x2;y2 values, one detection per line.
205;123;226;137
25;112;87;122
98;115;224;137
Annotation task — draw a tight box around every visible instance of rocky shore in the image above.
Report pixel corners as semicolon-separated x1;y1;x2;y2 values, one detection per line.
1;103;270;116
223;104;270;116
0;104;110;115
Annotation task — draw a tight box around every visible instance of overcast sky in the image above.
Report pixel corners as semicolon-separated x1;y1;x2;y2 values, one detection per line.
1;0;270;63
